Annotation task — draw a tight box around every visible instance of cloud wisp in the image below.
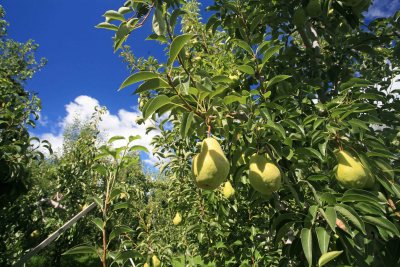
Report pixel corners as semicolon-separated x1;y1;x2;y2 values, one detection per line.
366;0;400;19
36;95;162;166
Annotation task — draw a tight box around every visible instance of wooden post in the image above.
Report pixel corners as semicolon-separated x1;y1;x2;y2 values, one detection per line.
14;202;97;267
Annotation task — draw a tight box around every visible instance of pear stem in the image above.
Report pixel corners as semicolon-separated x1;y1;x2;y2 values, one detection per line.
206;116;211;138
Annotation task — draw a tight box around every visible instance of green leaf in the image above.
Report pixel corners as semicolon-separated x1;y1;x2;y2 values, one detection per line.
237;65;255;75
135;78;170;94
92;218;104;231
152;8;166;35
110;188;123;201
315;227;330;254
266;75;291;88
92;196;104;210
321;207;337;232
301;228;313;267
113;22;132;52
128;135;141;143
211;75;233;84
363;216;400;236
305;205;318;227
109;226;134;242
62;245;97;256
115;250;142;261
335;204;366;235
104;10;125;21
262;46;281;63
170;9;186;29
120;71;160;90
129;145;149;153
167;34;194;66
108;135;125;144
181;111;194;139
256;40;271;55
341;190;385;212
232;39;253;55
112;202;129;211
142;95;171;120
95;22;118;31
318;251;343;267
348;118;369;131
296;147;323;161
224;95;247;105
93;164;108;176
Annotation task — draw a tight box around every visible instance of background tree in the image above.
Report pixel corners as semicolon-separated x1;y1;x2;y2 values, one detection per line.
96;0;400;266
0;5;48;202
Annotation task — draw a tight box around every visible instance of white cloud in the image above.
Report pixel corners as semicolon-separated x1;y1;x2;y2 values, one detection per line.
36;95;165;168
366;0;400;19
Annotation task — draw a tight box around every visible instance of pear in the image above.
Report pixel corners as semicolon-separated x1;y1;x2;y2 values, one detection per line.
335;150;368;189
192;154;199;177
152;255;161;267
144;263;150;267
30;230;40;238
248;153;282;195
222;181;235;199
192;137;230;190
173;212;182;225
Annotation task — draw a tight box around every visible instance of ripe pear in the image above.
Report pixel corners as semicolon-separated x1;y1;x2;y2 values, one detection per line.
248;154;282;195
192;137;230;190
30;230;40;238
222;181;235;199
173;212;182;225
192;154;199;177
144;263;150;267
152;255;161;267
335;150;368;189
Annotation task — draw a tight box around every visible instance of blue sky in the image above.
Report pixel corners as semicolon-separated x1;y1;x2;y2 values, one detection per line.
2;0;399;165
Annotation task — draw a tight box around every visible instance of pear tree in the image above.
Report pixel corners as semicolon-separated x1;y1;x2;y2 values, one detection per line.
96;0;400;266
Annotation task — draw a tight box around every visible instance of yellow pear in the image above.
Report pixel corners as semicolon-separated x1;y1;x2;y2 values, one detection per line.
248;153;282;195
192;154;199;177
30;230;40;238
152;255;161;267
144;263;150;267
335;150;368;189
222;181;235;199
173;212;182;225
192;137;230;190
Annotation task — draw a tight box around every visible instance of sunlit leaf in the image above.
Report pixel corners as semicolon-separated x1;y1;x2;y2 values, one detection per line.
167;34;194;66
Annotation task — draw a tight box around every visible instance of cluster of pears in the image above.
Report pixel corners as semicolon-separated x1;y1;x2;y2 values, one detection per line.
335;150;374;189
192;137;282;196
